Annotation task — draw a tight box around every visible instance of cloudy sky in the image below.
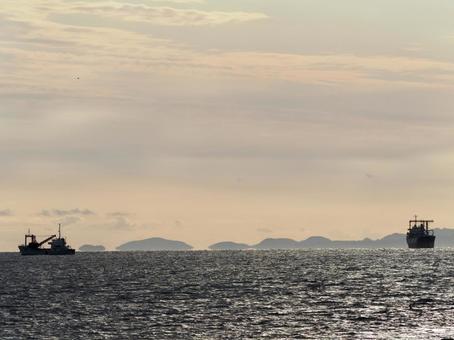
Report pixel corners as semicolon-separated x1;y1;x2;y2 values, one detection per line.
2;0;454;250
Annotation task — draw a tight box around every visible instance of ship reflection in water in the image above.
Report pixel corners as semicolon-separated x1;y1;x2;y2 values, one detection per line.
406;216;436;249
18;224;75;255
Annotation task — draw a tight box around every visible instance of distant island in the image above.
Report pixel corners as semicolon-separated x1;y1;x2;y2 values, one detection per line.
79;244;106;252
209;241;250;250
208;228;454;250
116;237;193;251
113;228;454;251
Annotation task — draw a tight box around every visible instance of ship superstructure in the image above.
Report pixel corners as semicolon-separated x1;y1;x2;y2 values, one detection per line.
406;217;435;249
18;224;75;255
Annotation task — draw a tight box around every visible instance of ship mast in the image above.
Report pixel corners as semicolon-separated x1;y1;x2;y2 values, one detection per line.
58;223;61;239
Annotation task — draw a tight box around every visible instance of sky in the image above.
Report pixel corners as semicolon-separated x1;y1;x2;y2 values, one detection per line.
2;0;454;250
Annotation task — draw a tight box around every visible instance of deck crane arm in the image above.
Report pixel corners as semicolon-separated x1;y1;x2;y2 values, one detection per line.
38;235;56;247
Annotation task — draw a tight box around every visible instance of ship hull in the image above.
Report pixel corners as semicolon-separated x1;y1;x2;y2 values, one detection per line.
18;246;75;256
406;235;435;249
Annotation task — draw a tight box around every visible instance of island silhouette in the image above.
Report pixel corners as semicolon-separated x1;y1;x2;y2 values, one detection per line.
111;228;454;251
209;228;454;250
209;241;250;250
116;237;193;251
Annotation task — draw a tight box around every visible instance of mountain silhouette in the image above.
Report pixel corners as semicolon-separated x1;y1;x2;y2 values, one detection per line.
116;237;193;251
209;241;250;250
79;244;106;252
301;236;332;248
253;238;301;249
208;228;454;249
432;228;454;247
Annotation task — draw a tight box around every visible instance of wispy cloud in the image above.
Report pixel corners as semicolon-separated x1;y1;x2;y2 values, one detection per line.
198;52;454;89
2;0;454;105
0;209;13;217
58;216;83;226
109;215;136;229
107;211;132;218
38;208;96;227
69;2;268;26
39;208;96;217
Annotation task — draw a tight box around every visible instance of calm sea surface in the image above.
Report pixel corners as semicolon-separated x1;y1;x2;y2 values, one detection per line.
1;249;453;339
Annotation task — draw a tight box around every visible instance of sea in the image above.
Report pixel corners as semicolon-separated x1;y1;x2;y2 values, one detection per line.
1;249;453;339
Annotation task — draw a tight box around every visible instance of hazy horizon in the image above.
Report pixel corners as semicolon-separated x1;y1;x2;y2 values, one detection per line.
2;0;454;251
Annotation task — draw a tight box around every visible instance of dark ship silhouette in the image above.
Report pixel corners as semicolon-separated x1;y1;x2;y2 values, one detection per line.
406;216;435;249
18;224;75;255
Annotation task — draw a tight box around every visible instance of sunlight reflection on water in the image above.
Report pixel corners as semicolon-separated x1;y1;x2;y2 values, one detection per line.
0;249;453;339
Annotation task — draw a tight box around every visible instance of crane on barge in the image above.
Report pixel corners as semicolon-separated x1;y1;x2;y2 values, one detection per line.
18;224;75;255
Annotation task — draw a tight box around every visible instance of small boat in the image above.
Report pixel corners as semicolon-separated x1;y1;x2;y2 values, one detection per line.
18;224;76;255
406;216;435;249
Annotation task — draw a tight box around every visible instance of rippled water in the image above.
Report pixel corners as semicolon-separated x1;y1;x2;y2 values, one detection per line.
1;249;454;339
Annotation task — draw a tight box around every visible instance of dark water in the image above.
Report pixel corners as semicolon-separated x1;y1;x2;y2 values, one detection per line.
1;250;453;339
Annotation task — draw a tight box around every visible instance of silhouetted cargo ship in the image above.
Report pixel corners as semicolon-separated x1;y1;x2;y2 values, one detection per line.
406;217;435;249
18;224;75;255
